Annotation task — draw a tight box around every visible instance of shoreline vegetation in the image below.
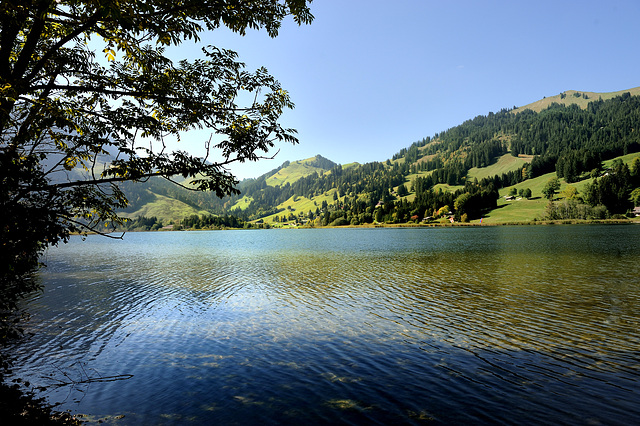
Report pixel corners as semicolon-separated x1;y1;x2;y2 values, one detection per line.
115;152;640;233
88;216;640;235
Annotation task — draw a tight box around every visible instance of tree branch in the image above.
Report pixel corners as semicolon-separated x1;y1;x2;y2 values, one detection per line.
11;1;52;80
58;215;125;239
24;10;103;84
26;84;258;112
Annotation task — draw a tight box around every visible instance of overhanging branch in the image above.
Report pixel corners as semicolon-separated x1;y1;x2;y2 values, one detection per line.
59;214;125;239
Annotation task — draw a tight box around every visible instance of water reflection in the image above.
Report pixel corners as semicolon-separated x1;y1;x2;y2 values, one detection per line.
6;226;640;424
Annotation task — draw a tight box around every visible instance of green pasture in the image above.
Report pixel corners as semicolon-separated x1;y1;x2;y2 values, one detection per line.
467;154;527;181
266;159;326;187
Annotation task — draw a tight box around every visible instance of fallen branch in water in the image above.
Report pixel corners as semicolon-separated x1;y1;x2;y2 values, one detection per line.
39;362;134;390
46;374;134;388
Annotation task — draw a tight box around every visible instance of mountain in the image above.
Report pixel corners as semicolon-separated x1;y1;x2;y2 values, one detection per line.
116;88;640;228
118;190;212;222
115;154;338;225
265;155;337;187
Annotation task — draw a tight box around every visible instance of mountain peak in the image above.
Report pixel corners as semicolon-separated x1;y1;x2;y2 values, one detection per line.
264;155;337;187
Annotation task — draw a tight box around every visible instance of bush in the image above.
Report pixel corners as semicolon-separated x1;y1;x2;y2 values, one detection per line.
329;217;350;226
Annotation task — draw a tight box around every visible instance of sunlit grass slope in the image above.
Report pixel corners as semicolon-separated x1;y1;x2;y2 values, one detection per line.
514;87;640;113
231;195;253;211
119;192;210;221
467;154;529;181
266;157;329;187
480;152;640;223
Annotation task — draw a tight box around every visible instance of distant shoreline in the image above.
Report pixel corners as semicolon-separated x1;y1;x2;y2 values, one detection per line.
76;217;639;236
321;218;640;229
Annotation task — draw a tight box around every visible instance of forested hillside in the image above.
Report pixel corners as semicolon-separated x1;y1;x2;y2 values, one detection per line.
118;91;640;229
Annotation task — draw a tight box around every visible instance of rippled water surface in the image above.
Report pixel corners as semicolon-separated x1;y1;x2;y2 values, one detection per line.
7;226;640;424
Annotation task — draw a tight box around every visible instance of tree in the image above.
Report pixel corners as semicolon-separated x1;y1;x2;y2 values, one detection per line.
562;185;579;200
522;188;532;199
587;162;633;214
436;205;450;217
1;0;313;334
632;157;640;176
542;177;560;200
374;208;384;223
454;192;471;217
630;187;640;207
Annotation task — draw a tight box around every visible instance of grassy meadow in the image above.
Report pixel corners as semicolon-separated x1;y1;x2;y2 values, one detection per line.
480;152;640;223
467;154;529;181
266;158;327;187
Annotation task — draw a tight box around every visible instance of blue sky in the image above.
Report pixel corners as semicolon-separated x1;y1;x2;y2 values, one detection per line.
166;0;640;180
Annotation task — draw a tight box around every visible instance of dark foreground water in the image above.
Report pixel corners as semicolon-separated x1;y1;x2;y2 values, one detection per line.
5;225;640;424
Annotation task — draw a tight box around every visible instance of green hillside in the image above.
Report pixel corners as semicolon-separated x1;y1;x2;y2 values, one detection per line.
481;152;640;223
267;151;640;226
481;172;558;223
231;195;253;211
209;158;637;227
467;154;529;181
265;155;336;187
116;88;640;228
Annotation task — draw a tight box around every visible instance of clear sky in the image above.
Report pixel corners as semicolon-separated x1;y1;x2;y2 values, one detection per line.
166;0;640;180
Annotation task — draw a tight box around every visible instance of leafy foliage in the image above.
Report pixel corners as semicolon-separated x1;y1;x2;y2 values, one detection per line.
583;160;637;214
542;177;560;200
1;0;312;337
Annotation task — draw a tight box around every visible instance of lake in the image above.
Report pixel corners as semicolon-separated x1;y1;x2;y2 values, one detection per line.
6;225;640;424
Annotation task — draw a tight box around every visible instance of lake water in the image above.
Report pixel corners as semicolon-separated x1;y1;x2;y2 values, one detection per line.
6;225;640;424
